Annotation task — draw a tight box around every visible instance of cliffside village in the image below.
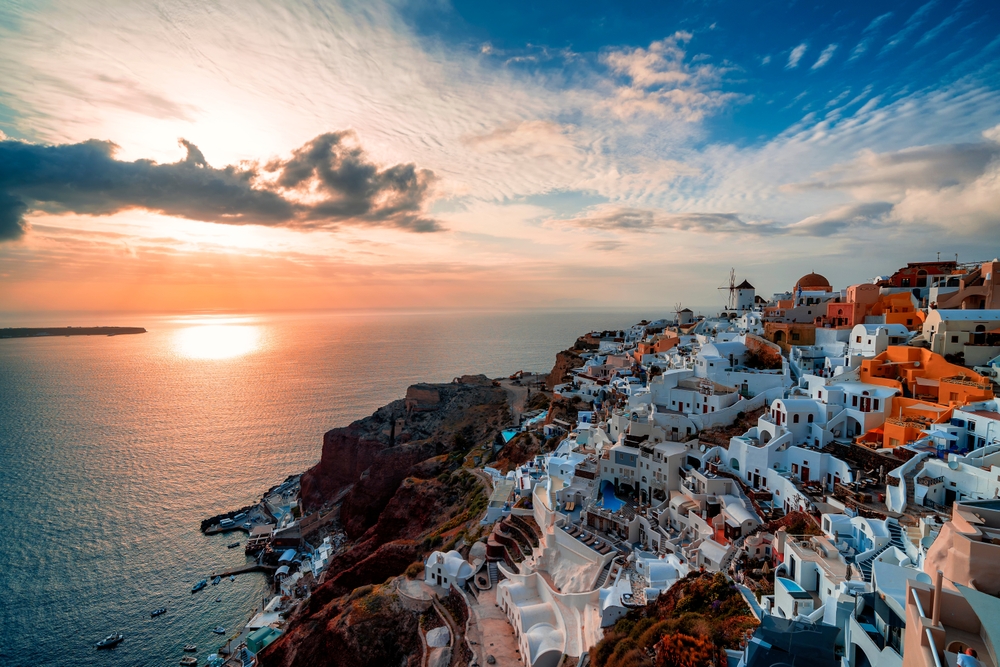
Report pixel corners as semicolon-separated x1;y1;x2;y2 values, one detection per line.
213;258;1000;667
425;260;1000;667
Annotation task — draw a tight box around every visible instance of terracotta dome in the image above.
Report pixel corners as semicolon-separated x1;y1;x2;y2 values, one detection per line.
795;272;831;291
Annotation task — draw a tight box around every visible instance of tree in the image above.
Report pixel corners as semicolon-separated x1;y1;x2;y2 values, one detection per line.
655;633;715;667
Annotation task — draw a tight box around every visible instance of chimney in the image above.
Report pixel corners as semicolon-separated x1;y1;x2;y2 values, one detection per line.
931;570;943;626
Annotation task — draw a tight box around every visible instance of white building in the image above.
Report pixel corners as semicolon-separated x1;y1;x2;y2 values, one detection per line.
424;550;474;589
848;324;914;359
922;309;1000;364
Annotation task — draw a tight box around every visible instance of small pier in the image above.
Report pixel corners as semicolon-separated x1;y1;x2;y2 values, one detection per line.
210;563;278;578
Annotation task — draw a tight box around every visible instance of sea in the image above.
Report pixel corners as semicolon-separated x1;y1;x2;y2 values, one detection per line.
0;308;658;667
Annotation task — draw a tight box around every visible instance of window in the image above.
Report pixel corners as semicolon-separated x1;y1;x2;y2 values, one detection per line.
792;464;798;473
793;414;800;423
907;319;913;325
852;396;858;407
951;335;959;343
873;399;879;410
792;332;800;341
856;336;862;343
808;414;814;423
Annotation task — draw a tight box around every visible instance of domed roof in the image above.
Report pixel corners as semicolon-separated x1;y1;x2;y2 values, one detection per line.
795;272;831;290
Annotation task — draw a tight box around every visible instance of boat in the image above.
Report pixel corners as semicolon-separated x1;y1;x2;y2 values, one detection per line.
211;576;221;585
212;626;226;635
229;575;235;582
180;657;198;667
183;645;197;652
150;607;167;617
214;596;221;602
95;633;124;649
227;542;240;549
191;580;208;593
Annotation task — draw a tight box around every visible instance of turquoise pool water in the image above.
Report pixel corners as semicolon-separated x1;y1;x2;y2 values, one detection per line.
598;480;624;511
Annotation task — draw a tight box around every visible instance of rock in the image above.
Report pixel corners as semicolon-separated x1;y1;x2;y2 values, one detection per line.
426;626;450;648
487;655;496;664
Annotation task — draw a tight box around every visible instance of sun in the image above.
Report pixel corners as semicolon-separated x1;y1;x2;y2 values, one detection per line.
174;324;261;360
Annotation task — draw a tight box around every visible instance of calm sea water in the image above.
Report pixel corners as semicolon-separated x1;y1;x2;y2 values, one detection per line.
0;309;655;667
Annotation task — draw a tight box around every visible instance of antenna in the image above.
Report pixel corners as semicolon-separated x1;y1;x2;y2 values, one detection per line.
717;268;737;311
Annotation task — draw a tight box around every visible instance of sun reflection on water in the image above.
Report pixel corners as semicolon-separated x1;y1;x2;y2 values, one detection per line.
174;324;262;359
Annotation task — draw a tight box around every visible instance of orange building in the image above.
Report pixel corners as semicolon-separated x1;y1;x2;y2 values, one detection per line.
859;346;993;407
633;331;680;362
857;347;992;449
764;321;816;352
869;292;924;330
879;398;953;449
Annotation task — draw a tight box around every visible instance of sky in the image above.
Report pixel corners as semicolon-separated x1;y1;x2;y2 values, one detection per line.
1;0;999;314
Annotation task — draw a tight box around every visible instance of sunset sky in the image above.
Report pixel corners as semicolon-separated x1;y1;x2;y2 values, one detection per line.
1;0;999;313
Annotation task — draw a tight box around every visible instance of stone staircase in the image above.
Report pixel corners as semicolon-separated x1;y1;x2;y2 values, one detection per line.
857;521;906;582
594;558;616;588
902;459;926;507
488;561;499;586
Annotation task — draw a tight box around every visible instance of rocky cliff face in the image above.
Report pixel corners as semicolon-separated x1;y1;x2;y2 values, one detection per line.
260;377;508;667
545;349;585;390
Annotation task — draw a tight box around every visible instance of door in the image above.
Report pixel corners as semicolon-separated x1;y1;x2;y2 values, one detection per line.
801;466;809;482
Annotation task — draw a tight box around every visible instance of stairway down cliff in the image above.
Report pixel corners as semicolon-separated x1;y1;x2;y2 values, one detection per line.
260;376;508;667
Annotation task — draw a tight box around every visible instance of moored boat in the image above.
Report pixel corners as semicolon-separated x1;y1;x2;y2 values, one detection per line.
229;575;235;582
180;656;198;666
183;644;197;652
191;579;207;593
211;575;221;585
150;607;167;617
95;633;124;649
212;626;226;634
227;542;240;549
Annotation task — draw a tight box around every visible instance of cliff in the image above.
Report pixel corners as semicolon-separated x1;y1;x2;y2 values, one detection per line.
545;349;584;390
260;377;508;667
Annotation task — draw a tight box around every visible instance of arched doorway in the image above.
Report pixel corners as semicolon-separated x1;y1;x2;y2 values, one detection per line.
973;324;986;346
773;331;785;343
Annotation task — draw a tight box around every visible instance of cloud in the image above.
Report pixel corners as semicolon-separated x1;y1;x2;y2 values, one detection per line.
880;1;936;55
600;32;741;121
783;136;1000;235
787;43;807;69
811;44;838;70
914;13;960;48
554;204;779;235
0;132;441;241
784;202;894;236
849;12;894;61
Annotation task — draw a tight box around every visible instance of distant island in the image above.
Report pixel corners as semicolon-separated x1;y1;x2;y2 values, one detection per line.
0;327;147;339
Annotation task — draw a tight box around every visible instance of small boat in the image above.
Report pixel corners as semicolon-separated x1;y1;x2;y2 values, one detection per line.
212;626;226;635
150;607;167;617
211;576;221;585
227;542;240;549
95;633;124;649
229;575;235;582
191;580;208;593
183;644;197;652
214;596;221;602
180;657;198;667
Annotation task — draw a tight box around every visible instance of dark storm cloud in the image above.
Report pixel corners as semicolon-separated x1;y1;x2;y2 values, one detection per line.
0;132;441;240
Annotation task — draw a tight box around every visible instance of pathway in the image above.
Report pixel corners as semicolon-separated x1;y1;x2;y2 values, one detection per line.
464;586;521;667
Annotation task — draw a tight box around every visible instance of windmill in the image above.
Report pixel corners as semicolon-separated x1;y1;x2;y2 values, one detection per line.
674;302;684;325
718;268;737;312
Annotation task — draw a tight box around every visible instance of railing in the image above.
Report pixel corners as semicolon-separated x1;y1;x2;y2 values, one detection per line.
941;375;991;390
917;476;944;487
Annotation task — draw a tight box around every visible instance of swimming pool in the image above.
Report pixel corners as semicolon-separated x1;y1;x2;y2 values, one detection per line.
777;576;805;592
598;480;624;511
